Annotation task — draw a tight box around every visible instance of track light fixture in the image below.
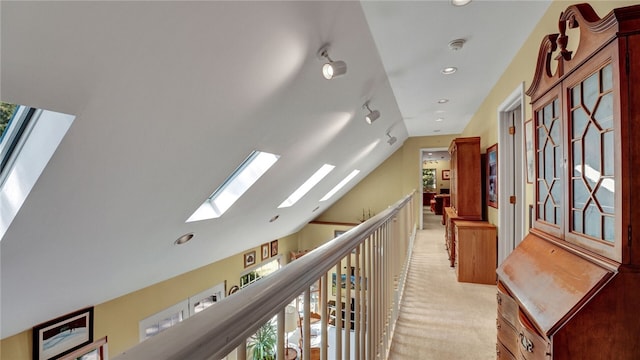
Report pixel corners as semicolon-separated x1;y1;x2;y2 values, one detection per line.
363;102;380;124
386;132;397;146
318;44;347;79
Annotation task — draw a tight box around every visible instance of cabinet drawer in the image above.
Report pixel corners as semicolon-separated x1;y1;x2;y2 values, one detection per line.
496;283;518;327
496;315;518;357
516;311;551;360
496;341;516;360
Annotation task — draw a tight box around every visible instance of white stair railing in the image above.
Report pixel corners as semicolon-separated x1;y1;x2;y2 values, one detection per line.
114;192;416;360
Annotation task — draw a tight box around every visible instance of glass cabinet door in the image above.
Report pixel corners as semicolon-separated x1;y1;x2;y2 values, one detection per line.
535;96;563;234
568;63;615;243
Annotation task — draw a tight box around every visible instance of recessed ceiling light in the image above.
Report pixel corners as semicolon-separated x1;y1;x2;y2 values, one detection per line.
428;153;433;156
436;118;444;122
437;98;449;104
269;215;279;223
441;67;457;75
451;0;472;6
175;233;194;245
434;129;441;133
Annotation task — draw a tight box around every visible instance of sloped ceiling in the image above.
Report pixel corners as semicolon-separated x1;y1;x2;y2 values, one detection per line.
0;0;549;338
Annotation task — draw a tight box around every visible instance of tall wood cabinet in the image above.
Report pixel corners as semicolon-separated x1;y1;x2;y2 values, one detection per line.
445;137;483;267
496;4;640;359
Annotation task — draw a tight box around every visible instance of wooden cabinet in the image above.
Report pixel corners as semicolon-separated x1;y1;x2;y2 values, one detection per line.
454;220;496;284
496;4;640;359
445;137;483;266
448;136;482;218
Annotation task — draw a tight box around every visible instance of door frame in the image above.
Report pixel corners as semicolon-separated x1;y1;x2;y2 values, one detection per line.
419;147;448;230
496;83;526;265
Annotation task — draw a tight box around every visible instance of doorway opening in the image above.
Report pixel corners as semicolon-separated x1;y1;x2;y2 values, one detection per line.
419;147;450;229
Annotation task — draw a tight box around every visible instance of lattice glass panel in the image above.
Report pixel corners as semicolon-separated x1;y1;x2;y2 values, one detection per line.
569;63;615;242
536;98;562;225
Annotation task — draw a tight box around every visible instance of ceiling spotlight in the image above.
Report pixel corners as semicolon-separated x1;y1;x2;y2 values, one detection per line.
386;132;397;145
363;102;380;124
318;44;347;80
441;67;457;75
451;0;472;6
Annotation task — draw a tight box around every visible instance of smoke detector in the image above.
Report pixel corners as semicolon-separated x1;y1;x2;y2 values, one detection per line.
448;39;466;51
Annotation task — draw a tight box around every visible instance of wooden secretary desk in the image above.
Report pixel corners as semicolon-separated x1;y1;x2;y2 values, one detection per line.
496;4;640;359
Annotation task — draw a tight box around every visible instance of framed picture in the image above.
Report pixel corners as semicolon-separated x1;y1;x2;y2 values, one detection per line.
487;143;498;208
270;240;278;257
244;250;256;268
58;337;107;360
261;243;270;260
33;307;94;360
524;119;534;184
442;169;450;180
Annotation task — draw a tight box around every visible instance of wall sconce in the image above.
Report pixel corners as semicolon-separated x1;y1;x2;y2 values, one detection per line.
318;44;347;80
363;102;380;124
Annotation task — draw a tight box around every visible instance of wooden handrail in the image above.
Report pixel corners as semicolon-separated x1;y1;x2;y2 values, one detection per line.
114;192;415;360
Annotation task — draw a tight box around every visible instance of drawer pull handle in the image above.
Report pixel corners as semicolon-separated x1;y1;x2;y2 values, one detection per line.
519;332;534;353
497;294;502;305
496;319;501;330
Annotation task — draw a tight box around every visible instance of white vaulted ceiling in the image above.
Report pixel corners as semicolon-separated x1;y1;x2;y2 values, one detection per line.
0;1;550;337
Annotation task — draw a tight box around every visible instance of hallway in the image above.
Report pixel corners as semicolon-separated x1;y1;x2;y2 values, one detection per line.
388;211;497;359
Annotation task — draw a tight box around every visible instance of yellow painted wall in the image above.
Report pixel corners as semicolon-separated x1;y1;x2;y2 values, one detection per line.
461;0;634;226
2;2;635;359
0;236;298;359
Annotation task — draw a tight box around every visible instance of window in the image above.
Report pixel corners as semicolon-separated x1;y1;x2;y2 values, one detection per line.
422;168;436;190
189;282;225;315
240;256;281;288
0;102;34;177
139;300;189;341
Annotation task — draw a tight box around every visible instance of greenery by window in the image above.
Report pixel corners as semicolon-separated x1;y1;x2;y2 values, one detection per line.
0;102;18;139
423;168;436;190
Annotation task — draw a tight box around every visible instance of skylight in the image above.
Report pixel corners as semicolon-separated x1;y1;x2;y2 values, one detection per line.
278;164;335;208
187;151;279;222
320;169;360;201
1;102;32;176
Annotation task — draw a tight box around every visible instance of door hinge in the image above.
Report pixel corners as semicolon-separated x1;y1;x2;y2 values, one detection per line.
628;225;632;247
509;196;516;204
509;126;516;135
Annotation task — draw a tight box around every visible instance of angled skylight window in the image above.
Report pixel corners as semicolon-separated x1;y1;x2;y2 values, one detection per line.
320;169;360;202
278;164;335;208
1;102;33;175
187;151;279;222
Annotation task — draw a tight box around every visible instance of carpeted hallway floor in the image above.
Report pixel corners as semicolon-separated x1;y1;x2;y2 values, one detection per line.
388;210;497;359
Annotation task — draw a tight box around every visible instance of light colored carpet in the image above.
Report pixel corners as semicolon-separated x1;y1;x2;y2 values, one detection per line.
388;211;496;359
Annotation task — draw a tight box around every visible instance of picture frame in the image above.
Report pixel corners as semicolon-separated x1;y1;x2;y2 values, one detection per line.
33;307;94;360
261;243;270;261
487;143;498;208
524;119;534;184
58;337;108;360
244;250;256;268
270;240;278;257
442;169;450;180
